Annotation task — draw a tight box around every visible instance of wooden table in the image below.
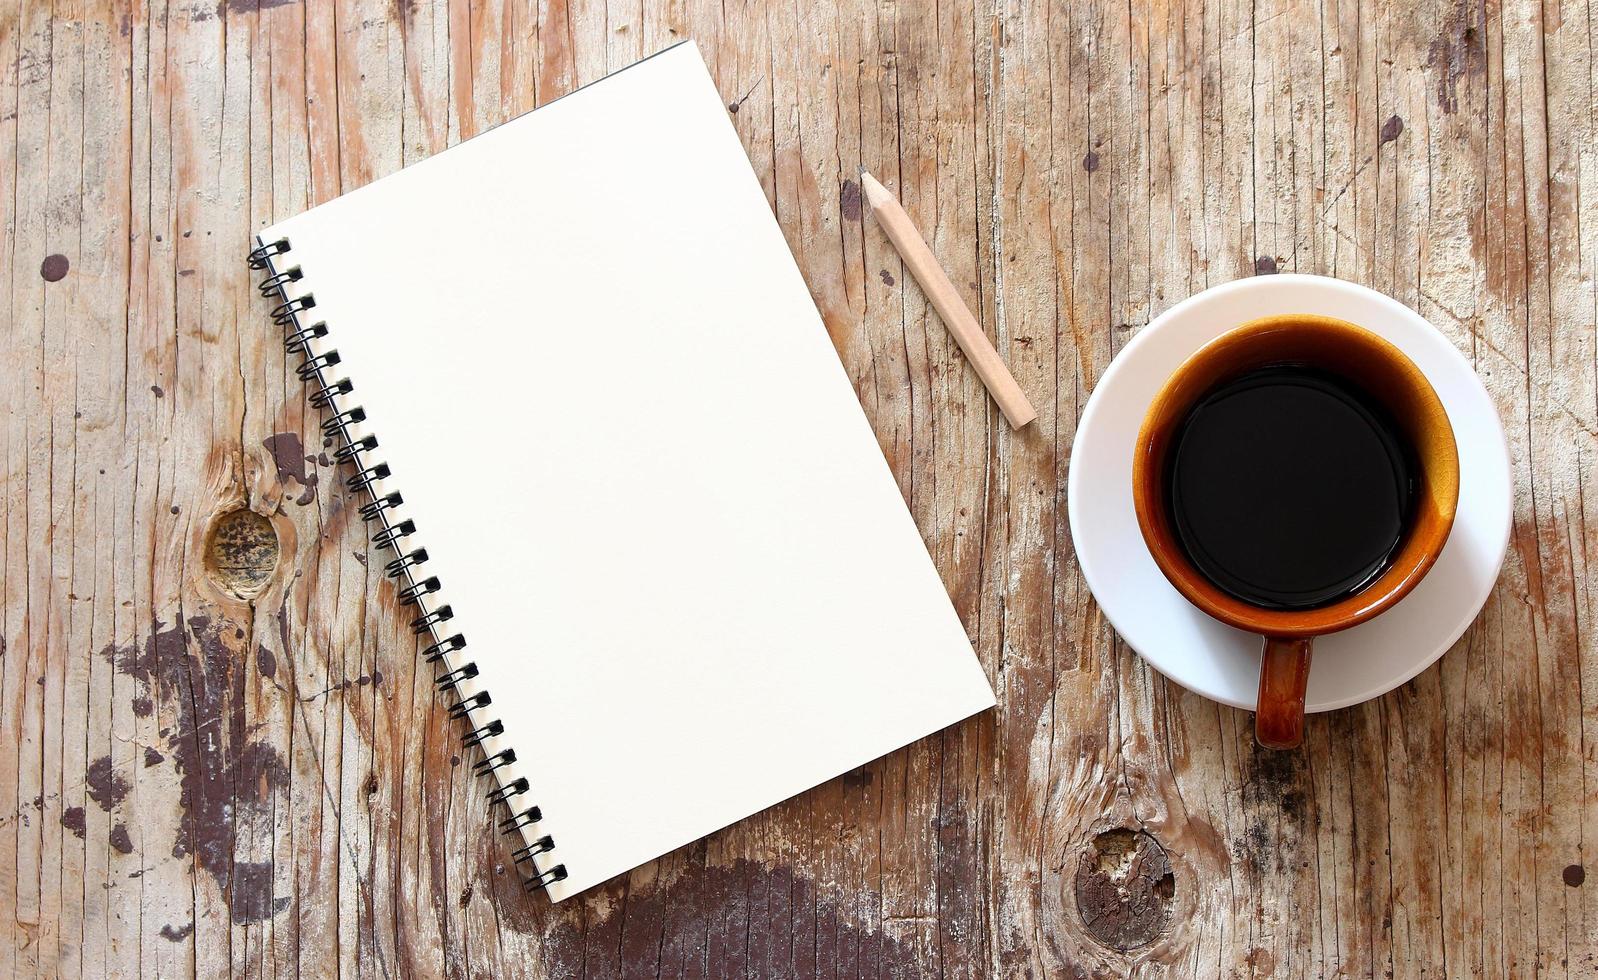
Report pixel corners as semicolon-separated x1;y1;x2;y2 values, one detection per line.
3;0;1593;976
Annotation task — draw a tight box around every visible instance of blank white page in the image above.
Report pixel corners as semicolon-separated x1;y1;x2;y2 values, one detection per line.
260;41;994;900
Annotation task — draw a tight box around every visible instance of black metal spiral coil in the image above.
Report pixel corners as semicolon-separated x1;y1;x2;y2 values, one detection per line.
512;836;556;864
448;691;491;719
385;547;429;578
333;434;377;463
398;576;441;606
253;234;565;894
309;378;352;409
347;463;391;494
373;519;416;550
500;805;541;831
436;662;478;688
525;865;569;892
473;749;516;776
286;322;328;354
421;633;465;664
258;266;303;295
487;777;529;806
324;407;367;436
411;605;453;634
271;294;317;325
362;492;405;523
248;237;290;269
462;720;504;748
297;350;341;381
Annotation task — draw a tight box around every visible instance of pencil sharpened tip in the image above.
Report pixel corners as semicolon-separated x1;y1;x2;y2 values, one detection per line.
856;170;891;208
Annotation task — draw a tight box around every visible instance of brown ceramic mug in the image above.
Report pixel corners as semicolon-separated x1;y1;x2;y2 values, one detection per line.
1132;314;1459;749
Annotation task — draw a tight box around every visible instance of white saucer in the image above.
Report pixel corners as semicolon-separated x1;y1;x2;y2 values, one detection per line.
1067;275;1513;712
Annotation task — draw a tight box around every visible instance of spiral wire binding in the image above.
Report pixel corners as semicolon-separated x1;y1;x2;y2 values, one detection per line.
253;235;567;894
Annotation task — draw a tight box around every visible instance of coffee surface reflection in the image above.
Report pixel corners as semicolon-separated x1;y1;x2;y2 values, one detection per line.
1166;365;1416;611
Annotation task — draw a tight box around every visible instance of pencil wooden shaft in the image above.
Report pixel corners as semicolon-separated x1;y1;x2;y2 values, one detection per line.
859;172;1037;428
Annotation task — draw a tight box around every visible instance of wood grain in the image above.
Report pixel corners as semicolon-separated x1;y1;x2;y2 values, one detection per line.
2;0;1594;976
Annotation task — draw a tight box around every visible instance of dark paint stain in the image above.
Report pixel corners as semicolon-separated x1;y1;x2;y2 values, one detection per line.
109;823;134;854
1379;114;1404;144
131;696;153;717
40;253;69;281
158;922;194;943
105;618;291;924
256;646;277;678
215;0;299;15
1074;828;1175;952
151;385;163;398
498;855;929;976
1250;741;1303;787
232;861;291;923
1247;744;1312;823
1233;820;1279;881
1254;255;1279;275
144;746;164;767
839;179;862;222
1428;6;1484;114
879;269;894;287
87;756;130;811
1243;821;1271;863
61;806;86;839
262;432;318;505
1245;946;1277;975
1083;150;1101;172
1565;864;1586;887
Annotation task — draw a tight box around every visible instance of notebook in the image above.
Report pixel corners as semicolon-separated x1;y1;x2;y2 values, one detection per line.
250;41;995;901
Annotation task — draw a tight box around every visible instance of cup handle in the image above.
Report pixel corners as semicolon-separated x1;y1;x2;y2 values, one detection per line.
1255;636;1313;749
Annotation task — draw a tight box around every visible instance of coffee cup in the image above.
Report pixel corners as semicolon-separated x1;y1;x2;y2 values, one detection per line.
1132;314;1459;749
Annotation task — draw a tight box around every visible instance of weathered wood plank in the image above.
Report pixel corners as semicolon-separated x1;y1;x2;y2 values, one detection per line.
3;0;1596;976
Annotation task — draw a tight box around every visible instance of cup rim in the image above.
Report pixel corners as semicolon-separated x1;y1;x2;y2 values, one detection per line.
1131;314;1460;638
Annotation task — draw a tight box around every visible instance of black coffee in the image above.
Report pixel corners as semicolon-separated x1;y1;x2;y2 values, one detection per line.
1166;366;1416;610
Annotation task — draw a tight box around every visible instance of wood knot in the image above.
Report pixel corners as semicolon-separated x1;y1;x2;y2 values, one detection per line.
1074;827;1175;952
204;509;279;601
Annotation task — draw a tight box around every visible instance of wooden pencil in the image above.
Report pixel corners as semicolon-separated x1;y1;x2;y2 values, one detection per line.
859;170;1038;429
